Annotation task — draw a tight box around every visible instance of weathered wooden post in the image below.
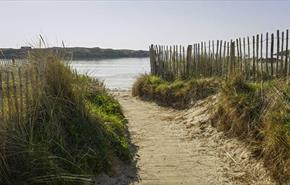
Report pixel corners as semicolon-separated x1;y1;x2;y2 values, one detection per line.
286;30;289;80
149;44;155;75
276;30;280;76
186;45;192;78
271;33;274;77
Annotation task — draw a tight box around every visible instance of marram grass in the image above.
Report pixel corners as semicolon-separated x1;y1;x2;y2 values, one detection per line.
0;51;131;185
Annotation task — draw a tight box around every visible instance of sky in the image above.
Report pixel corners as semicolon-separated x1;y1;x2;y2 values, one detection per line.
0;0;290;50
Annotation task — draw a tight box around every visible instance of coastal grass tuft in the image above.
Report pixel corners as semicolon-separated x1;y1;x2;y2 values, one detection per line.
216;76;290;184
0;51;131;185
132;74;219;109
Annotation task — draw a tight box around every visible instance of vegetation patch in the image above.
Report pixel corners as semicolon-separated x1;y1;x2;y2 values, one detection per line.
0;52;131;185
216;76;290;184
132;74;219;109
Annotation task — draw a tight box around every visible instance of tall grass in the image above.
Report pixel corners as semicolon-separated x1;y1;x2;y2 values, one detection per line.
0;50;131;185
216;76;290;184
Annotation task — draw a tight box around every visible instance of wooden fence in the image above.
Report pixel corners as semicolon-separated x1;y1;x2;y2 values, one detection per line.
0;61;41;123
149;29;289;81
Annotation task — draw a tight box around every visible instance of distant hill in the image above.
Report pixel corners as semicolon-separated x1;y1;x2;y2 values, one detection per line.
0;47;149;60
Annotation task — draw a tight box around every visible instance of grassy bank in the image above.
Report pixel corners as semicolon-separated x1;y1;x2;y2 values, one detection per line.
132;74;219;109
0;52;131;185
216;77;290;184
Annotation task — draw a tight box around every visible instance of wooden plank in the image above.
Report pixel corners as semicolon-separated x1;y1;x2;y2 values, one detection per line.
260;34;263;77
286;30;289;79
276;30;280;76
281;31;285;75
230;40;234;76
197;43;200;76
169;46;174;74
182;46;185;78
149;45;154;75
266;32;269;75
256;34;259;80
192;44;195;76
219;40;223;76
212;40;215;75
243;37;246;78
271;33;274;76
222;41;226;77
216;40;219;75
236;39;240;74
201;42;204;76
239;38;242;73
208;40;212;76
253;35;256;81
187;45;192;77
247;36;251;79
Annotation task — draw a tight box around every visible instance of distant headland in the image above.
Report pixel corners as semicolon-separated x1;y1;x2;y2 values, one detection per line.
0;46;149;60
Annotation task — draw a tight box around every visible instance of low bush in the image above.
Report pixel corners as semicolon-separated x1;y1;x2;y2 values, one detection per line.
132;74;219;109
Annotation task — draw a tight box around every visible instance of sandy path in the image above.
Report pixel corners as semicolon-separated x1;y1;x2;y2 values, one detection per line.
117;93;228;185
95;91;276;185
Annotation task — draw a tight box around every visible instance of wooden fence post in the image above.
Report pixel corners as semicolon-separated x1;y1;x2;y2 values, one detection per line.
186;45;192;78
266;32;269;75
149;44;154;75
286;30;289;80
276;30;280;76
271;33;274;77
253;35;256;81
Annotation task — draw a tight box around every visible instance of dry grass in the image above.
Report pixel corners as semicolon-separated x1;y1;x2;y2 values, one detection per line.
0;50;131;185
216;76;290;184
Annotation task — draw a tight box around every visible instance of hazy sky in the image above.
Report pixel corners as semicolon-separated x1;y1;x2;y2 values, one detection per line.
0;0;290;50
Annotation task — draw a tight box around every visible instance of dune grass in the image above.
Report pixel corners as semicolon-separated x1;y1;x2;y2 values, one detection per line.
216;76;290;184
0;51;131;185
132;74;219;109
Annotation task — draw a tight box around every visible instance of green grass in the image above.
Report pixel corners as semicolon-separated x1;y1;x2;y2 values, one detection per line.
132;74;219;109
0;51;131;185
216;76;290;184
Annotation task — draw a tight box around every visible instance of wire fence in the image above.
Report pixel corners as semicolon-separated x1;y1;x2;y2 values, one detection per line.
149;29;289;81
